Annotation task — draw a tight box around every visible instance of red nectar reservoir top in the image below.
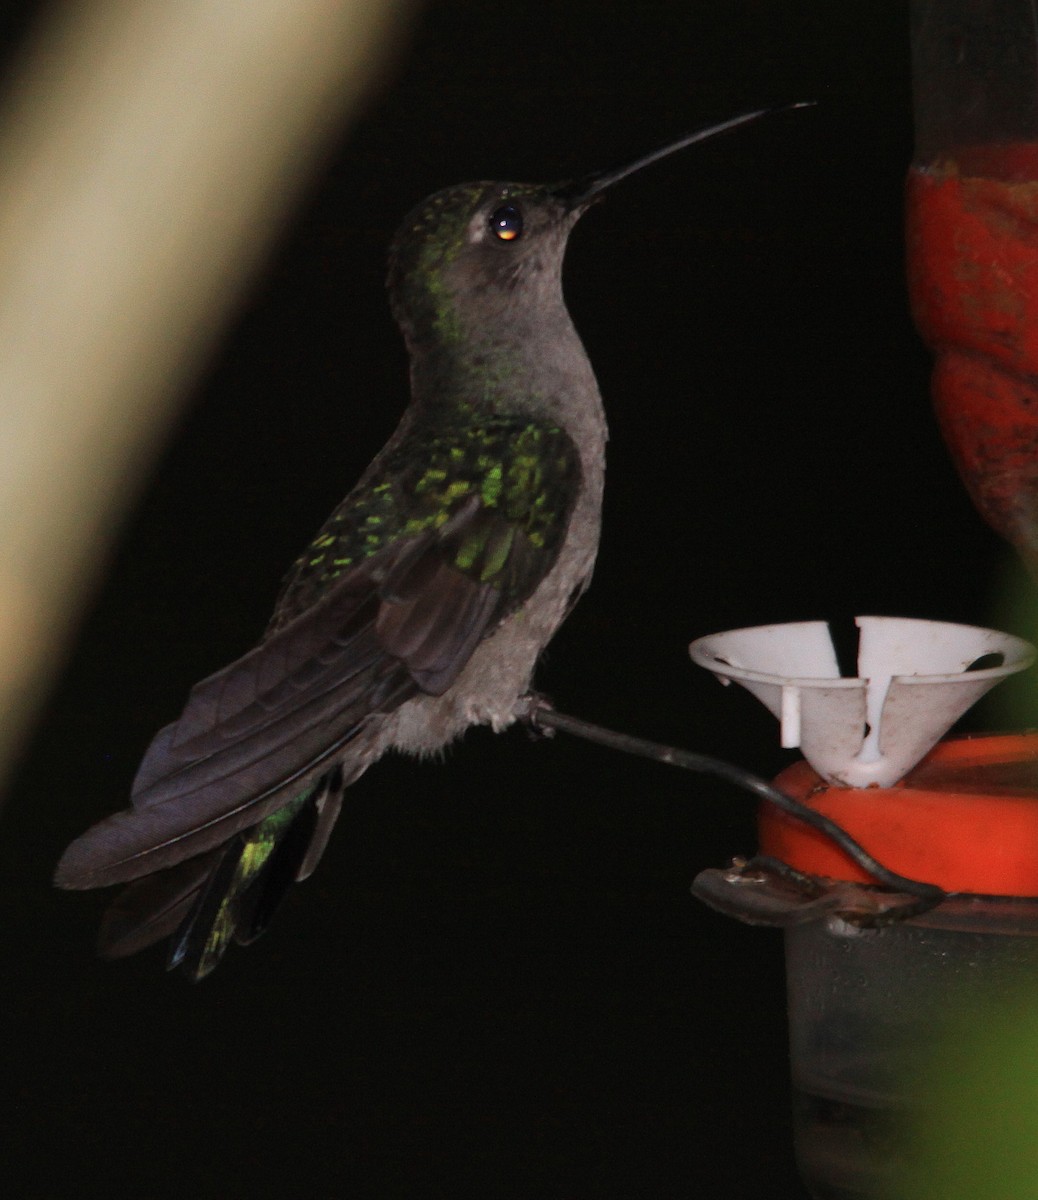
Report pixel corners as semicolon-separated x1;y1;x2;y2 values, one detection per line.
760;732;1038;896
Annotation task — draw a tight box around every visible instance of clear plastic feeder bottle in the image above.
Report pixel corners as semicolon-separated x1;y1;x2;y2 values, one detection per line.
768;736;1038;1200
696;735;1038;1200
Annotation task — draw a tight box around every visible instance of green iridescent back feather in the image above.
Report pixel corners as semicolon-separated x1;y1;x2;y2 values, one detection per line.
269;417;580;632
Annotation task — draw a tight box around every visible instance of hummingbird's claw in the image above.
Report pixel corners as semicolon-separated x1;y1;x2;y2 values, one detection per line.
517;692;556;739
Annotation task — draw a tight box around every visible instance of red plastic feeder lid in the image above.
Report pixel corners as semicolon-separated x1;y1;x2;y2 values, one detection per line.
760;733;1038;896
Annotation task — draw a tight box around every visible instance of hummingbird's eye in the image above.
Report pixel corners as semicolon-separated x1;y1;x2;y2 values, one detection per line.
489;204;523;242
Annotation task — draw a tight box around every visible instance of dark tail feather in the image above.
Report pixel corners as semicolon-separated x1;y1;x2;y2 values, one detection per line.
232;789;324;945
166;795;314;981
163;770;348;981
97;852;221;959
83;766;352;979
296;764;345;881
166;836;252;979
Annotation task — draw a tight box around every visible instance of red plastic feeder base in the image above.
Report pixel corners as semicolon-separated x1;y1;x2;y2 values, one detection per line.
760;732;1038;895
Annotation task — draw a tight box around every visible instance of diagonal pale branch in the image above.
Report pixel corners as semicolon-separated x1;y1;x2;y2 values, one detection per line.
0;0;414;791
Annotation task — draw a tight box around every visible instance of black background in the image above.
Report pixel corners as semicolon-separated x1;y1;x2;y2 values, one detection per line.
0;2;1030;1197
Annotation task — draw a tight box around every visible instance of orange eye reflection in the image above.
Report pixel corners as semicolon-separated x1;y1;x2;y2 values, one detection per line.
489;204;523;241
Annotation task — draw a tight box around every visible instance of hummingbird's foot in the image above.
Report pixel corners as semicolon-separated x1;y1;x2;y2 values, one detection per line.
516;692;556;739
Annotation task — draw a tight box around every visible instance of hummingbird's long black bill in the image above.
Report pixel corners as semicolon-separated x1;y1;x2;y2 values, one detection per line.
559;102;815;208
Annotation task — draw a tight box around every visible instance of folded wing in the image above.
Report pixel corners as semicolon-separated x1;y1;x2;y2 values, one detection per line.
56;420;582;926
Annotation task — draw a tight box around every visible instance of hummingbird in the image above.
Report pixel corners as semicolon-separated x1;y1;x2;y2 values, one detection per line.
56;110;780;979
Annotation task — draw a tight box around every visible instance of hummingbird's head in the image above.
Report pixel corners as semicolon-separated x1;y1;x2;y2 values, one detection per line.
385;108;810;364
386;180;584;349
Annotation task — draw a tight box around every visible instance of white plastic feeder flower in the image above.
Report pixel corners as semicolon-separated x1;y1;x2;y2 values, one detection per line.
688;616;1035;788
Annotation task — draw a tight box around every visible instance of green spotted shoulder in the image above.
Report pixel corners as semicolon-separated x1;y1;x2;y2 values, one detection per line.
269;419;581;630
